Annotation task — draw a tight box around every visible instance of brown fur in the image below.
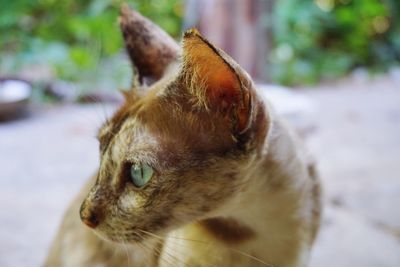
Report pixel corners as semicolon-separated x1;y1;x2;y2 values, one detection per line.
199;217;256;244
119;4;180;83
45;6;321;267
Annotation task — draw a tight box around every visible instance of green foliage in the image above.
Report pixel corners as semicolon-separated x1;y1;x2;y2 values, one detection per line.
1;0;399;88
272;0;400;85
0;0;183;88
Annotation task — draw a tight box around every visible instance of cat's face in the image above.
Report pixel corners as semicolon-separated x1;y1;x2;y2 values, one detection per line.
79;30;268;244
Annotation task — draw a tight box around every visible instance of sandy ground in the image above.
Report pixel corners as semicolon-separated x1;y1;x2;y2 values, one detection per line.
0;76;399;267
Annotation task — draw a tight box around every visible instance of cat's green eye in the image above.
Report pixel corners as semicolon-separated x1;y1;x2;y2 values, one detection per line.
130;163;154;188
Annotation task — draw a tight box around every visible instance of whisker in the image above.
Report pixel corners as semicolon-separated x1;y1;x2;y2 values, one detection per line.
140;229;223;267
138;229;275;267
138;230;194;267
121;237;132;267
229;247;274;267
137;235;175;267
135;242;156;267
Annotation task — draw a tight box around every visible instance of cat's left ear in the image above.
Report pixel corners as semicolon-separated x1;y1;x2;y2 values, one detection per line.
119;4;180;85
181;29;254;134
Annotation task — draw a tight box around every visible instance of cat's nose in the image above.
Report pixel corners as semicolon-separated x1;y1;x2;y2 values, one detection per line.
80;202;100;229
80;211;100;229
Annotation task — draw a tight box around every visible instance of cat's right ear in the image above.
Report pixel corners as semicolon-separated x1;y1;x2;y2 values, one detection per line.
119;4;180;86
180;29;255;135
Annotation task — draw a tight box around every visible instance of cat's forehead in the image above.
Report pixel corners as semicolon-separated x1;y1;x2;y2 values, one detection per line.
97;94;145;152
98;96;164;165
112;116;158;161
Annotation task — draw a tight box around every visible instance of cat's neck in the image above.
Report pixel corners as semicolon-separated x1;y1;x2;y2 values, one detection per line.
218;114;310;210
202;117;312;266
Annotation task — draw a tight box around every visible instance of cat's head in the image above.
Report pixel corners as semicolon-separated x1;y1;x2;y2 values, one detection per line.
79;9;269;244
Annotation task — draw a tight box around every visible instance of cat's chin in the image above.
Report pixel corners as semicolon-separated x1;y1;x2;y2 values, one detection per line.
91;228;146;245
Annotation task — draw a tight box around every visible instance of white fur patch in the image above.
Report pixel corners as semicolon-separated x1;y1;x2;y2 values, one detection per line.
118;193;144;210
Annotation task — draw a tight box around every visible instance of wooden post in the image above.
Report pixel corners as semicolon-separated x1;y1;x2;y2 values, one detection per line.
184;0;274;82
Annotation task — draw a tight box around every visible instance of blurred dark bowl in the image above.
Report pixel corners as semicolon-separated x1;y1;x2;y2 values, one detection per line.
0;79;32;121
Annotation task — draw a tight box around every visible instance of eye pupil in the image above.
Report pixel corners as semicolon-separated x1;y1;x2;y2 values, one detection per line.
130;163;154;188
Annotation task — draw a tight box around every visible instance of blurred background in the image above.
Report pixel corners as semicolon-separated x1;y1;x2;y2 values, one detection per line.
0;0;399;266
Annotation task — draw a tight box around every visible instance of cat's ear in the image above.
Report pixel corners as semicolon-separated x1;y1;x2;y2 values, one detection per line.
119;4;180;85
181;29;253;134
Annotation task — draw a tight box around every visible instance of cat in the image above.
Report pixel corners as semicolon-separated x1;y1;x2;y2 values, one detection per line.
44;5;321;267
